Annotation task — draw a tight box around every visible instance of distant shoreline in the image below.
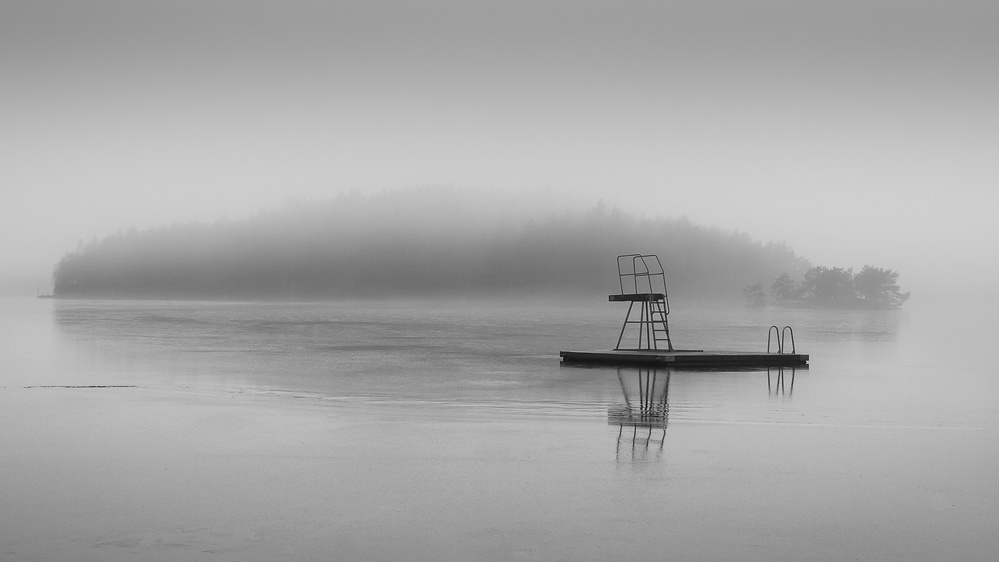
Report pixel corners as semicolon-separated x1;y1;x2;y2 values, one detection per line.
49;195;806;303
750;299;904;311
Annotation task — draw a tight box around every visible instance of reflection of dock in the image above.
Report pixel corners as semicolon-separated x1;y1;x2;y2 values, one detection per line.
768;366;796;395
611;368;669;458
608;365;805;460
560;254;809;368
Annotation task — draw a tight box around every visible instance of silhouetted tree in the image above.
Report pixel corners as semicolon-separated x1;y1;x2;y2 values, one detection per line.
799;266;855;302
743;283;767;306
854;265;910;308
769;273;798;301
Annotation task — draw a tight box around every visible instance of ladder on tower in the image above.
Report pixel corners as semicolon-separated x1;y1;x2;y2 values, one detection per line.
610;254;674;351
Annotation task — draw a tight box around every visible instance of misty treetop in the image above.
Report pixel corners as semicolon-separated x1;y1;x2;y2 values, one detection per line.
745;265;910;309
53;188;808;300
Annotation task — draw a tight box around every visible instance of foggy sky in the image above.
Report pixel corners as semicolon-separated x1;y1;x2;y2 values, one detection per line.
2;0;997;300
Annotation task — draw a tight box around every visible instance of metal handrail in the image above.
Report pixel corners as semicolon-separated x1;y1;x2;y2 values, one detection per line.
616;254;669;314
617;253;642;294
767;325;796;354
781;326;796;354
767;325;782;353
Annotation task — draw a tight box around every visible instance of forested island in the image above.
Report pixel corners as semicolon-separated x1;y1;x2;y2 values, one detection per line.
52;189;808;300
743;266;910;309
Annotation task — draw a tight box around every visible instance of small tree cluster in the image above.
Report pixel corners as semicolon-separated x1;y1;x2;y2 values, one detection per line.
746;265;909;308
852;265;911;308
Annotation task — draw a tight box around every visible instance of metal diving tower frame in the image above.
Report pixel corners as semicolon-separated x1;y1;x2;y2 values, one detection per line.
610;254;674;352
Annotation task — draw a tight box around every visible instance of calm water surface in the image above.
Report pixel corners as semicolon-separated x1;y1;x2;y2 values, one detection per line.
1;296;996;560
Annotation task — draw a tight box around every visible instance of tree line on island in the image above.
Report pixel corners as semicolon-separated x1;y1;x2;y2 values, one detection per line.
743;265;910;309
52;188;810;301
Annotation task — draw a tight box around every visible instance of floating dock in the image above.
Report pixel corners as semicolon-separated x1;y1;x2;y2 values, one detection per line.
559;254;809;369
560;349;809;368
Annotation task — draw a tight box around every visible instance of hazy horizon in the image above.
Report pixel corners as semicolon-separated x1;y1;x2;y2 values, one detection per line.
3;0;996;301
3;4;999;557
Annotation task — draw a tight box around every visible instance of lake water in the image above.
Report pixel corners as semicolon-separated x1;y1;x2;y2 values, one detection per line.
1;296;997;560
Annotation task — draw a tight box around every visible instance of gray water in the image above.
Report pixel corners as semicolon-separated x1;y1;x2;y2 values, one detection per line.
1;296;997;560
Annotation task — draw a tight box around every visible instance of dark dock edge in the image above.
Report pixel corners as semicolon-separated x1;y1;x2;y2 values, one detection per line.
559;350;809;368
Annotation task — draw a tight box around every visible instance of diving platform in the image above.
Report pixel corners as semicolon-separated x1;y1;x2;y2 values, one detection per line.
559;254;809;369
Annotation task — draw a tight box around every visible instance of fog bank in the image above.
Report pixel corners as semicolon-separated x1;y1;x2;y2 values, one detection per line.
52;190;806;300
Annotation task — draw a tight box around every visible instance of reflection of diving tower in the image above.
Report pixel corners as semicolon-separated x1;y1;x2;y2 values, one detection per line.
609;368;670;457
611;254;673;351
